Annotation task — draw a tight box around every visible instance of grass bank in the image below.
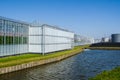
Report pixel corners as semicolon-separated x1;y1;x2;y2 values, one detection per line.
89;67;120;80
0;45;89;68
88;47;120;50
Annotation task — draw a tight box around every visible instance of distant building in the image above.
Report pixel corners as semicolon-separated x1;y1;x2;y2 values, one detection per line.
111;34;120;43
74;34;94;46
94;39;101;43
101;37;110;42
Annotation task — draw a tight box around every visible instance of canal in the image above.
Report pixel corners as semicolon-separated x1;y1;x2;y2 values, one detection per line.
0;50;120;80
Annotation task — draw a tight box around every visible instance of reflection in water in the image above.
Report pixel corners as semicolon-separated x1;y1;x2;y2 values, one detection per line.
0;50;120;80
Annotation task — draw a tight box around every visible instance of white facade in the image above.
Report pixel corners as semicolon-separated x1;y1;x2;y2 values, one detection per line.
29;24;74;54
29;27;42;53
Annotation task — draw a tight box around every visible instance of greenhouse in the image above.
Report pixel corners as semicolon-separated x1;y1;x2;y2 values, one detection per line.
0;16;74;56
29;24;74;54
0;16;29;56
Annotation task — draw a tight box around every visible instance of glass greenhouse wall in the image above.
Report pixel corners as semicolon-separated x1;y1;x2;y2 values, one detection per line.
43;24;74;53
0;16;74;56
0;16;29;56
29;24;74;54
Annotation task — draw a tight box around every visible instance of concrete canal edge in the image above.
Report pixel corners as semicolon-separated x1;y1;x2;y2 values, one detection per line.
0;49;83;75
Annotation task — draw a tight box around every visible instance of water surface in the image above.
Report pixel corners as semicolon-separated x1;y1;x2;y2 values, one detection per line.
0;50;120;80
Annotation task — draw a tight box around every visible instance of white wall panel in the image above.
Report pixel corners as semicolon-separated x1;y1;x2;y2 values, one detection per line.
29;45;41;53
29;27;42;35
29;36;42;44
44;26;74;38
29;27;42;53
44;44;72;53
45;36;71;44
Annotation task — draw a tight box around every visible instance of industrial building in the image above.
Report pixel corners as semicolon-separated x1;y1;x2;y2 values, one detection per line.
111;34;120;43
0;16;74;56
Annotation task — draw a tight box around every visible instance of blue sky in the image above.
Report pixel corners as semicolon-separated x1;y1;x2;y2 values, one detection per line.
0;0;120;39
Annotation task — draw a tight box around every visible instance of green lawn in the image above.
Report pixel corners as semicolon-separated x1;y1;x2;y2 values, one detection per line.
0;45;89;68
89;67;120;80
